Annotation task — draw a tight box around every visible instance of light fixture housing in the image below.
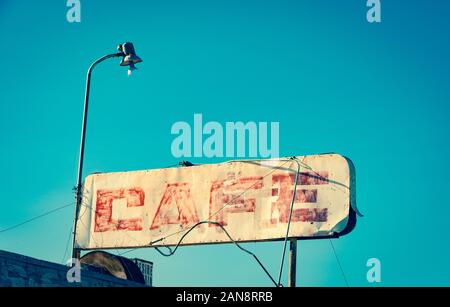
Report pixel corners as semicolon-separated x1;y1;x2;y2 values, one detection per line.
118;42;143;67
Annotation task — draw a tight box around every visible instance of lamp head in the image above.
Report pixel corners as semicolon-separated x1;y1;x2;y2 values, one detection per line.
118;42;143;69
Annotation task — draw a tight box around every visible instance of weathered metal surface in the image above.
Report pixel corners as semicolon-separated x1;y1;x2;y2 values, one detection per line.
75;154;356;250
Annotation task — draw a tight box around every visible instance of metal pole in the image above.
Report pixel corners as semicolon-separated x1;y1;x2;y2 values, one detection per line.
71;52;124;261
288;239;297;287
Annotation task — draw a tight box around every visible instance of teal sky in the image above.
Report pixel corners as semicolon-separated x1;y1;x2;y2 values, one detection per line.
1;0;450;286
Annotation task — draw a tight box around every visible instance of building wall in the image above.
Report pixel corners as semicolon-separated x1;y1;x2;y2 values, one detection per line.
0;250;145;287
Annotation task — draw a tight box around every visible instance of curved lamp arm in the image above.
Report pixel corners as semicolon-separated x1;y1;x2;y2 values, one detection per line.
76;52;124;189
72;52;125;260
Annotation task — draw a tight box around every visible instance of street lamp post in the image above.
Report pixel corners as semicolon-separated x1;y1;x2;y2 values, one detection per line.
72;42;143;261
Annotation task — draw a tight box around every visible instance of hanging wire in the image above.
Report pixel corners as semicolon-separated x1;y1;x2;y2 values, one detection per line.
118;248;136;256
83;157;315;286
329;239;350;287
0;202;74;235
61;225;73;264
276;157;301;287
78;216;101;249
152;220;278;287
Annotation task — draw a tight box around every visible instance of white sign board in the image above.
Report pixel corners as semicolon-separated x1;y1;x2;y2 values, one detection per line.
75;154;356;250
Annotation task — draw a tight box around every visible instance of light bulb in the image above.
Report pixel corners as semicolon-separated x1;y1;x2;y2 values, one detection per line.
127;63;137;77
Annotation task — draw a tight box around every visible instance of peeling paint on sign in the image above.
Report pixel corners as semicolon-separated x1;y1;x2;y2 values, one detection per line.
75;154;357;249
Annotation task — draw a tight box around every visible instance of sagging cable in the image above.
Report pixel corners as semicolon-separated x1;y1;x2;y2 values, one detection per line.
151;221;278;287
